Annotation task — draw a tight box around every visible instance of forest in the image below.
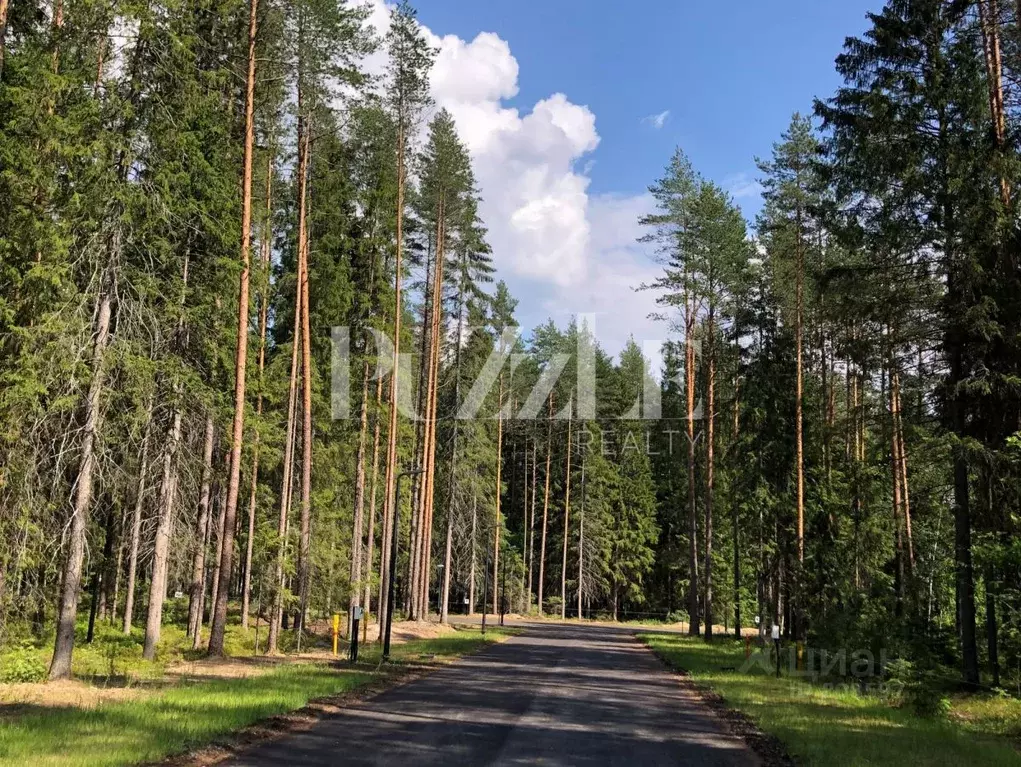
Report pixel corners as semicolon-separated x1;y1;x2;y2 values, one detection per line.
0;0;1019;702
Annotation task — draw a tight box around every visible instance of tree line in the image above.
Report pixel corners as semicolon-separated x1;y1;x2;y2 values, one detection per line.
648;0;1021;689
0;0;663;680
2;0;1021;694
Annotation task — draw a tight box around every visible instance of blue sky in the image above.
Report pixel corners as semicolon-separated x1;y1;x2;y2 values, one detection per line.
418;0;885;222
366;1;885;353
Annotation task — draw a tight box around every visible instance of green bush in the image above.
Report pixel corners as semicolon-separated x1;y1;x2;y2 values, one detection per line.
885;658;951;718
0;641;48;683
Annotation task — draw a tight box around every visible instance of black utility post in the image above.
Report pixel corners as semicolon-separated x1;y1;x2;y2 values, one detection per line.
772;624;781;678
481;554;490;636
383;468;423;662
500;546;506;626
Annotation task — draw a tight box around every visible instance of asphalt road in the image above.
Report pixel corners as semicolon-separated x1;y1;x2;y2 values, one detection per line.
228;623;758;766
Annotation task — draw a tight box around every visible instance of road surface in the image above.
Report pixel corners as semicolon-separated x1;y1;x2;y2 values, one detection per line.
228;623;758;766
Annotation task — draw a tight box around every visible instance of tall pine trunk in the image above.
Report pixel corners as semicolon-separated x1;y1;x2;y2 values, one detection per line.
492;372;504;615
50;257;116;680
188;415;215;642
379;119;408;637
685;286;699;635
242;159;274;630
538;396;552;615
704;308;716;640
143;253;190;659
363;374;384;642
559;396;573;621
208;0;258;656
123;400;154;635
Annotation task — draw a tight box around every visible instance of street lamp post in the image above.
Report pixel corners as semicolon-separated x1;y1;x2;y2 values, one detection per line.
481;553;490;636
383;467;423;662
500;545;506;626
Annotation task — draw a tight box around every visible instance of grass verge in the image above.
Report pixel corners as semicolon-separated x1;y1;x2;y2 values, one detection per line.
641;632;1021;767
0;627;508;767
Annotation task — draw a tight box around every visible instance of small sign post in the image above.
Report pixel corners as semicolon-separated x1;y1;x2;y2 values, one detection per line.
771;624;781;678
349;606;363;663
332;613;340;657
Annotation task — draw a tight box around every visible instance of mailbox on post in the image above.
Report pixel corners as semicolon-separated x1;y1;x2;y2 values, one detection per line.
350;606;363;663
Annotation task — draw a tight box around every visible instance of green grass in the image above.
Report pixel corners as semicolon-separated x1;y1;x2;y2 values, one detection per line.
0;627;506;767
641;633;1021;767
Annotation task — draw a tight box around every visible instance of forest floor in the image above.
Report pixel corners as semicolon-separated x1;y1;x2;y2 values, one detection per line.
0;617;510;767
642;632;1021;766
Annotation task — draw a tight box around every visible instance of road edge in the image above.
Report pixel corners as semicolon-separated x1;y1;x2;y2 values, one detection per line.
636;633;796;767
151;632;514;767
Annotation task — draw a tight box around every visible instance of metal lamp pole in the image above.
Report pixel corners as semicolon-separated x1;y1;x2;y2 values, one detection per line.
383;467;423;662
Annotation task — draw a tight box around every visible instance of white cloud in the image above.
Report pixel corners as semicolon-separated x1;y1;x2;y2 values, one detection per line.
642;110;670;130
724;171;764;201
365;2;662;360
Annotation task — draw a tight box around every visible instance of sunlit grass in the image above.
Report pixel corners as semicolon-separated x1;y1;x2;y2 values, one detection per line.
642;633;1021;767
0;624;506;767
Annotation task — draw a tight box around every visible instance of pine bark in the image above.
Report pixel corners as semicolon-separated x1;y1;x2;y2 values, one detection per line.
560;396;573;620
538;396;553;615
50;259;116;680
269;229;303;654
363;374;384;642
685;286;699;635
187;415;215;642
704;309;716;640
0;0;10;79
123;401;154;635
143;253;190;659
242;159;274;631
492;372;504;615
295;124;313;633
207;0;258;656
143;403;182;660
379;118;408;636
527;440;537;611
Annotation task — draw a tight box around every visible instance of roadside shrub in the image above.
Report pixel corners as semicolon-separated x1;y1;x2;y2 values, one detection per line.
885;658;951;718
0;641;47;683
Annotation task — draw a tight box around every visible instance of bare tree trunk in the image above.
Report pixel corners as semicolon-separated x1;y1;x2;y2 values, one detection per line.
349;360;372;634
379;119;408;635
493;373;504;615
0;0;10;79
732;332;741;639
685;283;699;635
295;121;313;635
188;415;215;642
143;403;183;660
440;243;469;625
242;161;274;631
893;371;915;573
419;204;445;619
978;0;1011;207
109;507;125;625
124;400;154;635
269;231;303;653
363;374;384;643
208;0;258;656
527;440;537;611
793;196;806;640
577;456;584;619
888;359;905;611
50;259;116;680
560;395;573;621
143;253;190;659
468;495;477;614
538;396;553;615
440;509;453;624
208;477;227;630
704;308;716;640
